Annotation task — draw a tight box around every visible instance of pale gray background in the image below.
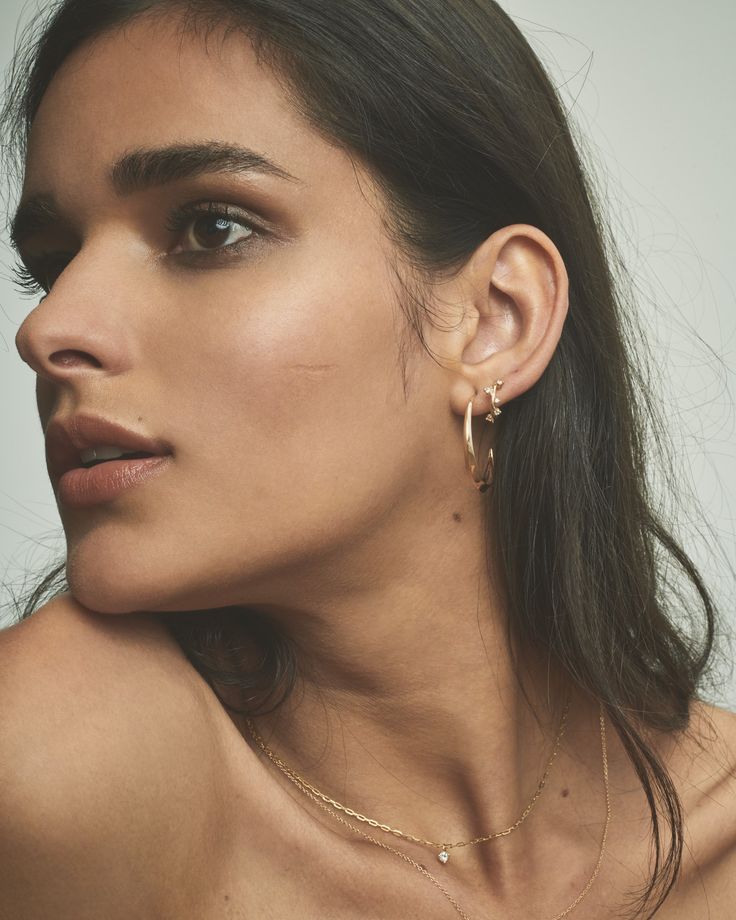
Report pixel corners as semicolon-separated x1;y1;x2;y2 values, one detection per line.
1;1;734;707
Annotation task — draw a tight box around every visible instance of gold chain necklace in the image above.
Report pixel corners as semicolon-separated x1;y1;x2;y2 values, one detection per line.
246;694;571;865
244;700;610;920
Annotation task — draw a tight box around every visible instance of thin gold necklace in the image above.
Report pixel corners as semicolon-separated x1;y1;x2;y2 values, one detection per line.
246;694;571;865
245;700;610;919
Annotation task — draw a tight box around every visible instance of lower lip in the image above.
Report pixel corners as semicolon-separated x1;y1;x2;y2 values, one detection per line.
57;456;172;508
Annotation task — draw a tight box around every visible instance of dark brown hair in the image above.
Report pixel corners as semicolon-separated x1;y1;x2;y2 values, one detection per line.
1;2;726;916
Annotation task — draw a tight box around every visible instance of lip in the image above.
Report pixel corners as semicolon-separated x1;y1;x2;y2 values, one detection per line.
45;413;173;485
58;455;173;508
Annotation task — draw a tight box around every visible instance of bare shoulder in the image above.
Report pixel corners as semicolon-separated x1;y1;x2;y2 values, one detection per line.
0;593;233;919
674;699;736;832
0;591;219;749
660;698;736;917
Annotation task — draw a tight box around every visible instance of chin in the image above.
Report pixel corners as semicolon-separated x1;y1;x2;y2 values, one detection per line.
63;544;236;617
63;539;185;615
64;575;161;615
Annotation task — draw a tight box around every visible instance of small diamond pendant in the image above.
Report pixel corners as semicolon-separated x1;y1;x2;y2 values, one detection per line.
438;849;449;864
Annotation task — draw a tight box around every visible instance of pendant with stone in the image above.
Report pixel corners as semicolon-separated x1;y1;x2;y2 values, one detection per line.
438;848;449;864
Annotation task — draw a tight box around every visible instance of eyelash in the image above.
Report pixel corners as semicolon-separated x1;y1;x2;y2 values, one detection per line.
11;262;49;298
10;200;261;298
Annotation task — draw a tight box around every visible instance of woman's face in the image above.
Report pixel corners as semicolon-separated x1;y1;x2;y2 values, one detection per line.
14;13;462;613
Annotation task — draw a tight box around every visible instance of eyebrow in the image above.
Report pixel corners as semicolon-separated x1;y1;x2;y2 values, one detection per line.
10;141;300;252
111;141;299;194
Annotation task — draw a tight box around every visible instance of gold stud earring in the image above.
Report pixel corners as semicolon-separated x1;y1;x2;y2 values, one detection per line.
483;379;505;422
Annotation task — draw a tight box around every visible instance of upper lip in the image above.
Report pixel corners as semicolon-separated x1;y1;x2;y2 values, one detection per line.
45;414;173;481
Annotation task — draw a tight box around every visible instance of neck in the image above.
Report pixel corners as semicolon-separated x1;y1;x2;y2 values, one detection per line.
222;499;615;893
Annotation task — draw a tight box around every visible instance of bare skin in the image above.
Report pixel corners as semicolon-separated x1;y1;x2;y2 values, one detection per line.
6;10;736;919
2;594;734;919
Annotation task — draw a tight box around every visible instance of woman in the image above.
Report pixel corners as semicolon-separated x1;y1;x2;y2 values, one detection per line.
1;1;733;917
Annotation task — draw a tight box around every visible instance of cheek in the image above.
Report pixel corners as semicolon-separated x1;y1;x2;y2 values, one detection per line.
158;245;405;495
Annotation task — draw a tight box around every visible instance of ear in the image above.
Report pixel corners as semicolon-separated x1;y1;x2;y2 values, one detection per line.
440;224;569;419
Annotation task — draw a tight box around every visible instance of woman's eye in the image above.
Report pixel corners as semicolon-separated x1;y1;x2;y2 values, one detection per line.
167;202;258;254
182;214;253;252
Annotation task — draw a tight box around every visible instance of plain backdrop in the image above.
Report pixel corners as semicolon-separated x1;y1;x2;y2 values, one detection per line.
1;1;734;708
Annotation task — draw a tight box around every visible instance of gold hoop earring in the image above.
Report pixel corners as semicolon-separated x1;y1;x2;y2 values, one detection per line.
464;379;504;492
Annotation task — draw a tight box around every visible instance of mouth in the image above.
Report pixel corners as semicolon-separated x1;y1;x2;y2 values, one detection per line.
45;413;173;483
78;448;158;469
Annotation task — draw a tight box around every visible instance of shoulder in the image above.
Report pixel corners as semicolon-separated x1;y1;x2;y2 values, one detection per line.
0;593;233;919
674;699;736;839
660;699;736;916
0;591;220;755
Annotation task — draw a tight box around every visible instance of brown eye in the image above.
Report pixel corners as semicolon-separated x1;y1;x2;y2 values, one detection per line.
166;201;266;257
185;213;254;251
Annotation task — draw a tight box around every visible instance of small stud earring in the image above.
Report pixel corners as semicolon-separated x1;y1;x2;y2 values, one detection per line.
482;379;505;423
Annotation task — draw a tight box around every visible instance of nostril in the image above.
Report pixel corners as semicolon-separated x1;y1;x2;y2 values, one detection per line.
49;350;102;369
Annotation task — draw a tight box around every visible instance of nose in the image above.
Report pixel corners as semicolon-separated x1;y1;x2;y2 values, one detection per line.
16;328;101;372
16;320;101;371
14;250;132;383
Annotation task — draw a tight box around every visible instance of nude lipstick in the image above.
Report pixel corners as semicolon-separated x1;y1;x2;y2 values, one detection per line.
45;413;173;508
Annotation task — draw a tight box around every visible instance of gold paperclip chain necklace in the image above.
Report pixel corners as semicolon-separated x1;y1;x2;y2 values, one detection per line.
244;699;610;918
246;694;570;864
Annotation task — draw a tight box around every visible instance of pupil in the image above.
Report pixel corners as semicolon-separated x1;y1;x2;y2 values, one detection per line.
194;216;232;248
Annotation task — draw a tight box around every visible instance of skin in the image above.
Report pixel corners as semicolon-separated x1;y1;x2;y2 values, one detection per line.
11;11;736;918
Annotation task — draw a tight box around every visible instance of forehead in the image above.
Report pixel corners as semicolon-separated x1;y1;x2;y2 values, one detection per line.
23;11;349;199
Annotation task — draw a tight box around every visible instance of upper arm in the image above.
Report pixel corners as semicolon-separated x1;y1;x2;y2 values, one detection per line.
0;594;230;919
